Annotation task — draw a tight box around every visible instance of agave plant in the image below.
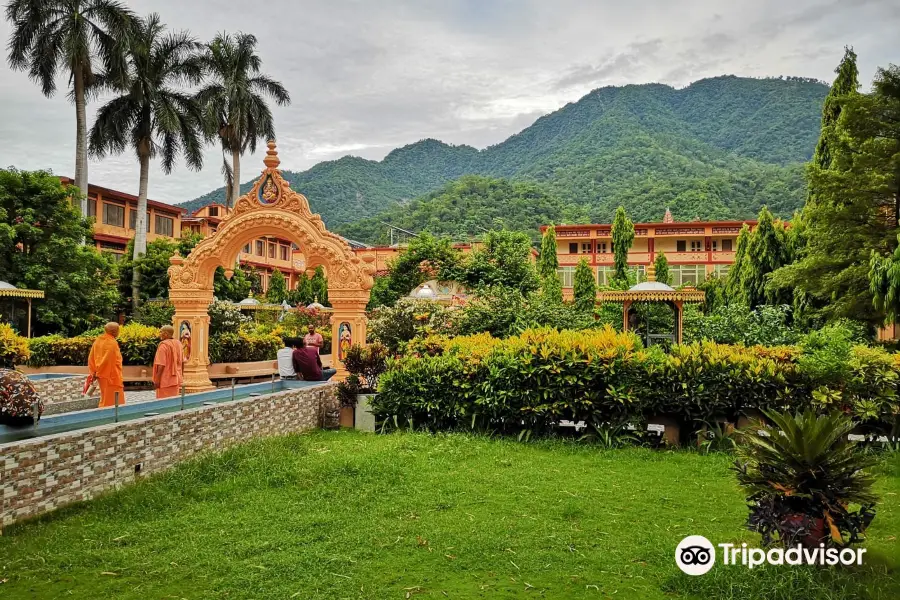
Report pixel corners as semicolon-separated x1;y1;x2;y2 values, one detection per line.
733;410;877;548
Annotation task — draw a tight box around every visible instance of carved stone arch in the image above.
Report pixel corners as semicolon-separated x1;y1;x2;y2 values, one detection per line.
169;141;374;391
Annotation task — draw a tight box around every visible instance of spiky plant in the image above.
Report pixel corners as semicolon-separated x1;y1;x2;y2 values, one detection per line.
733;409;877;548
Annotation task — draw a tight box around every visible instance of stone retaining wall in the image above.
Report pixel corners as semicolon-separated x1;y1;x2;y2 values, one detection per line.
30;376;89;410
1;383;338;528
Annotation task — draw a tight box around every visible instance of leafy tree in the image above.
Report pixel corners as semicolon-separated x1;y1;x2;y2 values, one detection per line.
196;32;290;208
459;230;538;294
573;258;596;312
538;225;559;279
265;269;287;303
368;233;461;308
611;206;634;284
0;169;119;335
540;270;563;304
726;224;751;303
653;250;671;285
742;207;789;308
290;271;315;306
89;13;204;308
5;0;134;211
812;48;860;175
214;266;251;303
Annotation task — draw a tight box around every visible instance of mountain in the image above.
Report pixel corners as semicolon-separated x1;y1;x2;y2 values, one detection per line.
182;75;828;239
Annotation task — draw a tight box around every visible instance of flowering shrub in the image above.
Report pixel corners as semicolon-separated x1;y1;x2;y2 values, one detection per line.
374;327;900;438
208;300;250;335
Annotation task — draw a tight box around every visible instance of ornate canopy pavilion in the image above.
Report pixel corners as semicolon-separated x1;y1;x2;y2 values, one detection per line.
596;265;705;345
0;281;44;338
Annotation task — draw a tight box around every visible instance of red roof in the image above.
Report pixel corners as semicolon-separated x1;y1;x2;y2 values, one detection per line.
59;177;186;215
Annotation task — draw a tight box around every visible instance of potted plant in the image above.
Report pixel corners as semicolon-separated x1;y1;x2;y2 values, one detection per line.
335;343;389;431
733;409;878;548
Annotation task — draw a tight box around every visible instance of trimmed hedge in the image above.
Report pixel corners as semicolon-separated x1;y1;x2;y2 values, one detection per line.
375;327;900;438
209;332;282;363
0;324;30;367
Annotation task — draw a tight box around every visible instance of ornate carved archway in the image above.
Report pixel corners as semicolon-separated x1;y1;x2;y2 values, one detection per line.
168;141;375;391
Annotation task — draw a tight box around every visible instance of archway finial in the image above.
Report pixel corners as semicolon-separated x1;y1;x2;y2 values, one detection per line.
263;140;280;169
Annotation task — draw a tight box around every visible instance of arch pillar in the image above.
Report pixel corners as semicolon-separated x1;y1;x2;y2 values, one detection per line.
329;293;369;379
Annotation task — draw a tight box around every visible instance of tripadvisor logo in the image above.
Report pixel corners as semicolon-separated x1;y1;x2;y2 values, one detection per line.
675;535;867;575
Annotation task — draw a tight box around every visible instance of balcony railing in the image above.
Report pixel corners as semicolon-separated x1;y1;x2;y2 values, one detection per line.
665;252;708;263
711;251;736;261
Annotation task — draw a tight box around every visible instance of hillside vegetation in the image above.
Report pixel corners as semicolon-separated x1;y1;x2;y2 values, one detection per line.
181;75;827;240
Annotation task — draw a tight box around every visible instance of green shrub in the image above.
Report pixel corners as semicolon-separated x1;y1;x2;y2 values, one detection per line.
25;335;62;367
116;323;160;365
209;331;281;363
374;328;900;438
132;301;175;328
208;301;250;335
0;323;30;367
368;298;454;353
47;336;93;366
683;304;803;346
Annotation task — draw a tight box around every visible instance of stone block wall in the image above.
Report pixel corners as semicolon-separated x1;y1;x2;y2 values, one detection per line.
1;383;338;528
30;376;91;412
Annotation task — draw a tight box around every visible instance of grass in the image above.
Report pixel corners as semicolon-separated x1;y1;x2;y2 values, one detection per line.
0;431;897;599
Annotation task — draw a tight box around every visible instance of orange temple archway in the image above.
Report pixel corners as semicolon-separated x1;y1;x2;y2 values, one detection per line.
168;141;375;391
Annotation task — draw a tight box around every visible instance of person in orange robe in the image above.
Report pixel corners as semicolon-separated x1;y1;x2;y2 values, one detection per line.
153;325;184;399
88;322;125;408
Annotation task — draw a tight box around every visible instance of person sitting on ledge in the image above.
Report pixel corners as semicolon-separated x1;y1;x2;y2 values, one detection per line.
277;337;299;380
291;337;336;382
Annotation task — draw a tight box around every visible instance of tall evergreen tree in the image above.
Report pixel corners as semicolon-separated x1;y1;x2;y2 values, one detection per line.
538;225;559;279
266;269;287;303
5;0;134;214
726;224;750;303
812;47;860;174
572;258;597;312
743;207;788;308
611;206;634;283
311;265;329;307
653;250;671;285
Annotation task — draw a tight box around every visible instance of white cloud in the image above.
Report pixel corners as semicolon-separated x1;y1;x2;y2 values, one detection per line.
0;0;897;204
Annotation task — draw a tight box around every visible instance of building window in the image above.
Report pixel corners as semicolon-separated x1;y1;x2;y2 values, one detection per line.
268;243;276;259
255;240;264;255
155;215;174;237
557;267;576;288
598;242;607;253
279;245;289;261
629;265;647;283
243;243;251;254
87;195;98;218
670;264;706;286
597;266;615;287
690;240;702;252
676;240;686;252
713;264;731;278
209;206;219;217
103;203;125;227
129;209;150;230
722;239;733;252
581;242;592;254
712;240;718;252
569;243;578;254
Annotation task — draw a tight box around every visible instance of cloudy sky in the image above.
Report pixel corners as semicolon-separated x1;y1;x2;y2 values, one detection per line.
0;0;897;205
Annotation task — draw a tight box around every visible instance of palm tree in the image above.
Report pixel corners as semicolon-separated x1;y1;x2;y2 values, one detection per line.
89;13;203;309
5;0;134;215
196;32;290;209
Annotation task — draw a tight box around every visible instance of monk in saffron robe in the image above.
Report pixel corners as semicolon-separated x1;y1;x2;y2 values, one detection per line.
153;325;184;399
88;322;125;408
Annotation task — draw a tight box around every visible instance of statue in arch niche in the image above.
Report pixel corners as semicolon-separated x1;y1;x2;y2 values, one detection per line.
167;140;376;391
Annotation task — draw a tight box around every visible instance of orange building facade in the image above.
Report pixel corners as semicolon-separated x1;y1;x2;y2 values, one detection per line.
543;211;757;293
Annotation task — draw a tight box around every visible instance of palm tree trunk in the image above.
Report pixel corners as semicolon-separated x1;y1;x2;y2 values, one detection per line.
231;148;241;209
73;68;89;222
132;147;151;310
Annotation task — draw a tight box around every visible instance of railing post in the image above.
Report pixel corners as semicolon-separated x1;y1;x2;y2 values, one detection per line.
114;391;120;423
231;378;236;402
271;372;276;393
180;383;186;411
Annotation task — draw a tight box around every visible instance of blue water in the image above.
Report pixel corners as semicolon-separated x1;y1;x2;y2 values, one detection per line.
0;379;327;445
26;373;81;381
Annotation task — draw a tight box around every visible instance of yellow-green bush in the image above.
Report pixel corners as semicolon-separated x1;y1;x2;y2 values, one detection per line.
375;328;900;438
0;323;30;367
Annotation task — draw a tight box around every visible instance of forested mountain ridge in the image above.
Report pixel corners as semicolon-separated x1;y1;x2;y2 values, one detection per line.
181;75;828;235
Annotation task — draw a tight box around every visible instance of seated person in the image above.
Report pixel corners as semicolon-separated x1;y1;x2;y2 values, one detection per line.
292;337;337;381
0;357;43;426
277;337;298;379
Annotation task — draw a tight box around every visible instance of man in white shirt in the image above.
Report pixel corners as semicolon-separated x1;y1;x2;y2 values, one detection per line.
277;338;298;379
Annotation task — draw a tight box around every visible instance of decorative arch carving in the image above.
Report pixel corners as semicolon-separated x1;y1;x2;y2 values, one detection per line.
168;141;374;391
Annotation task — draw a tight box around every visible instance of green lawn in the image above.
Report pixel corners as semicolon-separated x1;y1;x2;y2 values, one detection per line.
1;431;898;599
